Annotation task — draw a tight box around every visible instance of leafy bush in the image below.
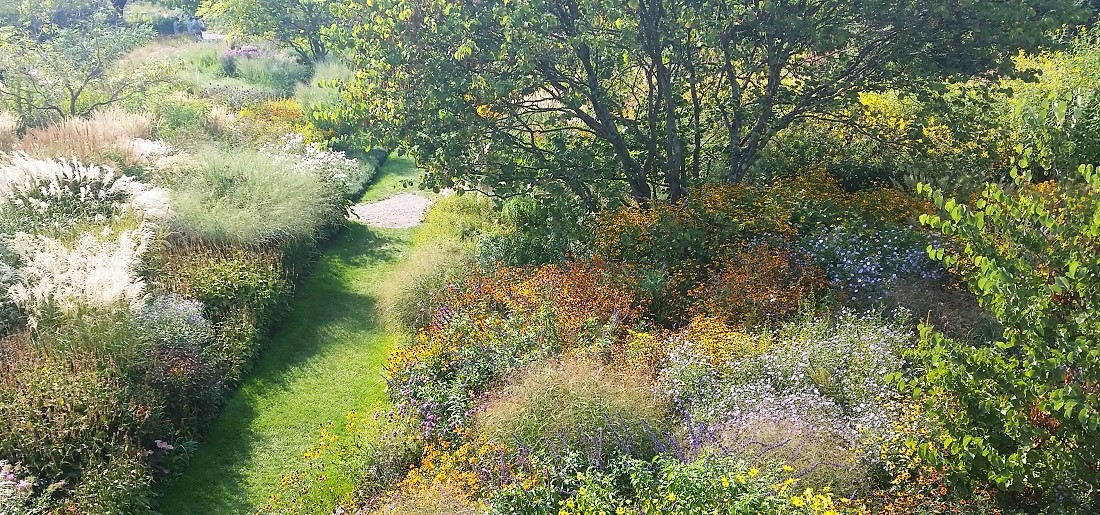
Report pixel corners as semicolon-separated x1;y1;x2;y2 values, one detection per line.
133;294;222;431
198;82;280;110
224;48;309;96
148;93;214;143
490;454;842;515
0;336;164;512
904;167;1100;510
475;195;593;268
154;145;346;247
149;244;291;384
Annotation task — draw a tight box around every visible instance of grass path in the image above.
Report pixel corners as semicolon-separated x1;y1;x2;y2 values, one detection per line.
159;156;424;514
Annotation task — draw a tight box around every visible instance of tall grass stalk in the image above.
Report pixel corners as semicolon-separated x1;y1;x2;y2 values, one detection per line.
17;109;153;166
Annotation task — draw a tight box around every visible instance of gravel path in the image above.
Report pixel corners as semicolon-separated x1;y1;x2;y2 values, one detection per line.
350;193;434;229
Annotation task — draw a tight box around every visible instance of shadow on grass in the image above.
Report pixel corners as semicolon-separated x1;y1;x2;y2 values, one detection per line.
158;223;404;514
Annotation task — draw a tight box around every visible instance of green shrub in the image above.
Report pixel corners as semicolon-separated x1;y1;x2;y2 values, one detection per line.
0;336;164;506
905;166;1100;510
475;195;593;268
491;454;832;514
133;294;222;431
198;82;281;110
229;52;309;96
149;245;291;384
148;94;213;142
154;145;346;247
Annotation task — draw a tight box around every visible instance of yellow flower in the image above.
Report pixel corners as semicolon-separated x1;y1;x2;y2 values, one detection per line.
791;497;805;508
782;464;794;472
735;474;746;484
720;476;730;488
748;467;759;478
666;492;676;502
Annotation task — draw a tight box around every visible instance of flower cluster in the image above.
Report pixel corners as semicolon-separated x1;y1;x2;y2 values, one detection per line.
261;132;371;197
661;310;911;460
387;261;640;438
799;224;944;304
0;460;35;498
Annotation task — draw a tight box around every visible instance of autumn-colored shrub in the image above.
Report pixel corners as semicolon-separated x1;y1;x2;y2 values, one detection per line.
687;243;828;327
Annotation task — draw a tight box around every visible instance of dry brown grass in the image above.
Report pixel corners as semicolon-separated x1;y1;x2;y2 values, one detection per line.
17;109;152;166
0;112;17;153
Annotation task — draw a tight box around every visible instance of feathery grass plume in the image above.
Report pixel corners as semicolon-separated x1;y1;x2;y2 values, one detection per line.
0;153;171;238
16;109;153;167
0;112;17;154
6;229;153;328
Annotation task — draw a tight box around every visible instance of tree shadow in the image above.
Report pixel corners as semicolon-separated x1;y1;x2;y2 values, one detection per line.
157;223;405;514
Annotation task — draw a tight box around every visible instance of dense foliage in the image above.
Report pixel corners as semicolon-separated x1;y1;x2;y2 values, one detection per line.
327;0;1084;204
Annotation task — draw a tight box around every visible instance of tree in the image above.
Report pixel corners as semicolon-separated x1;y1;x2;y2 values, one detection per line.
198;0;335;61
328;0;1084;205
0;11;165;124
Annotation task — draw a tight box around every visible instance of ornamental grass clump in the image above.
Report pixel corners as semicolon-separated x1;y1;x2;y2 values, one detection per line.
477;357;671;469
16;109;154;169
156;145;346;247
0;152;170;238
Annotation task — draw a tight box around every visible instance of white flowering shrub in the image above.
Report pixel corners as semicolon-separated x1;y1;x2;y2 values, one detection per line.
262;133;375;197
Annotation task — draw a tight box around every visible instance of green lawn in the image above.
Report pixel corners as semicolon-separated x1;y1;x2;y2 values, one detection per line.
358;154;427;203
158;157;427;514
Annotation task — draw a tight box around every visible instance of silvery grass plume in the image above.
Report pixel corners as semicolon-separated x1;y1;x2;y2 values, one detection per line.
0;154;172;328
0;152;172;224
6;230;152;328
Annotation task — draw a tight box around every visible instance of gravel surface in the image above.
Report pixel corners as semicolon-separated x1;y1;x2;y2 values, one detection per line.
350;193;434;229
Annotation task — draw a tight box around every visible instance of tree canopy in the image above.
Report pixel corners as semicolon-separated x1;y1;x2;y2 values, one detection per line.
198;0;336;61
328;0;1086;206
